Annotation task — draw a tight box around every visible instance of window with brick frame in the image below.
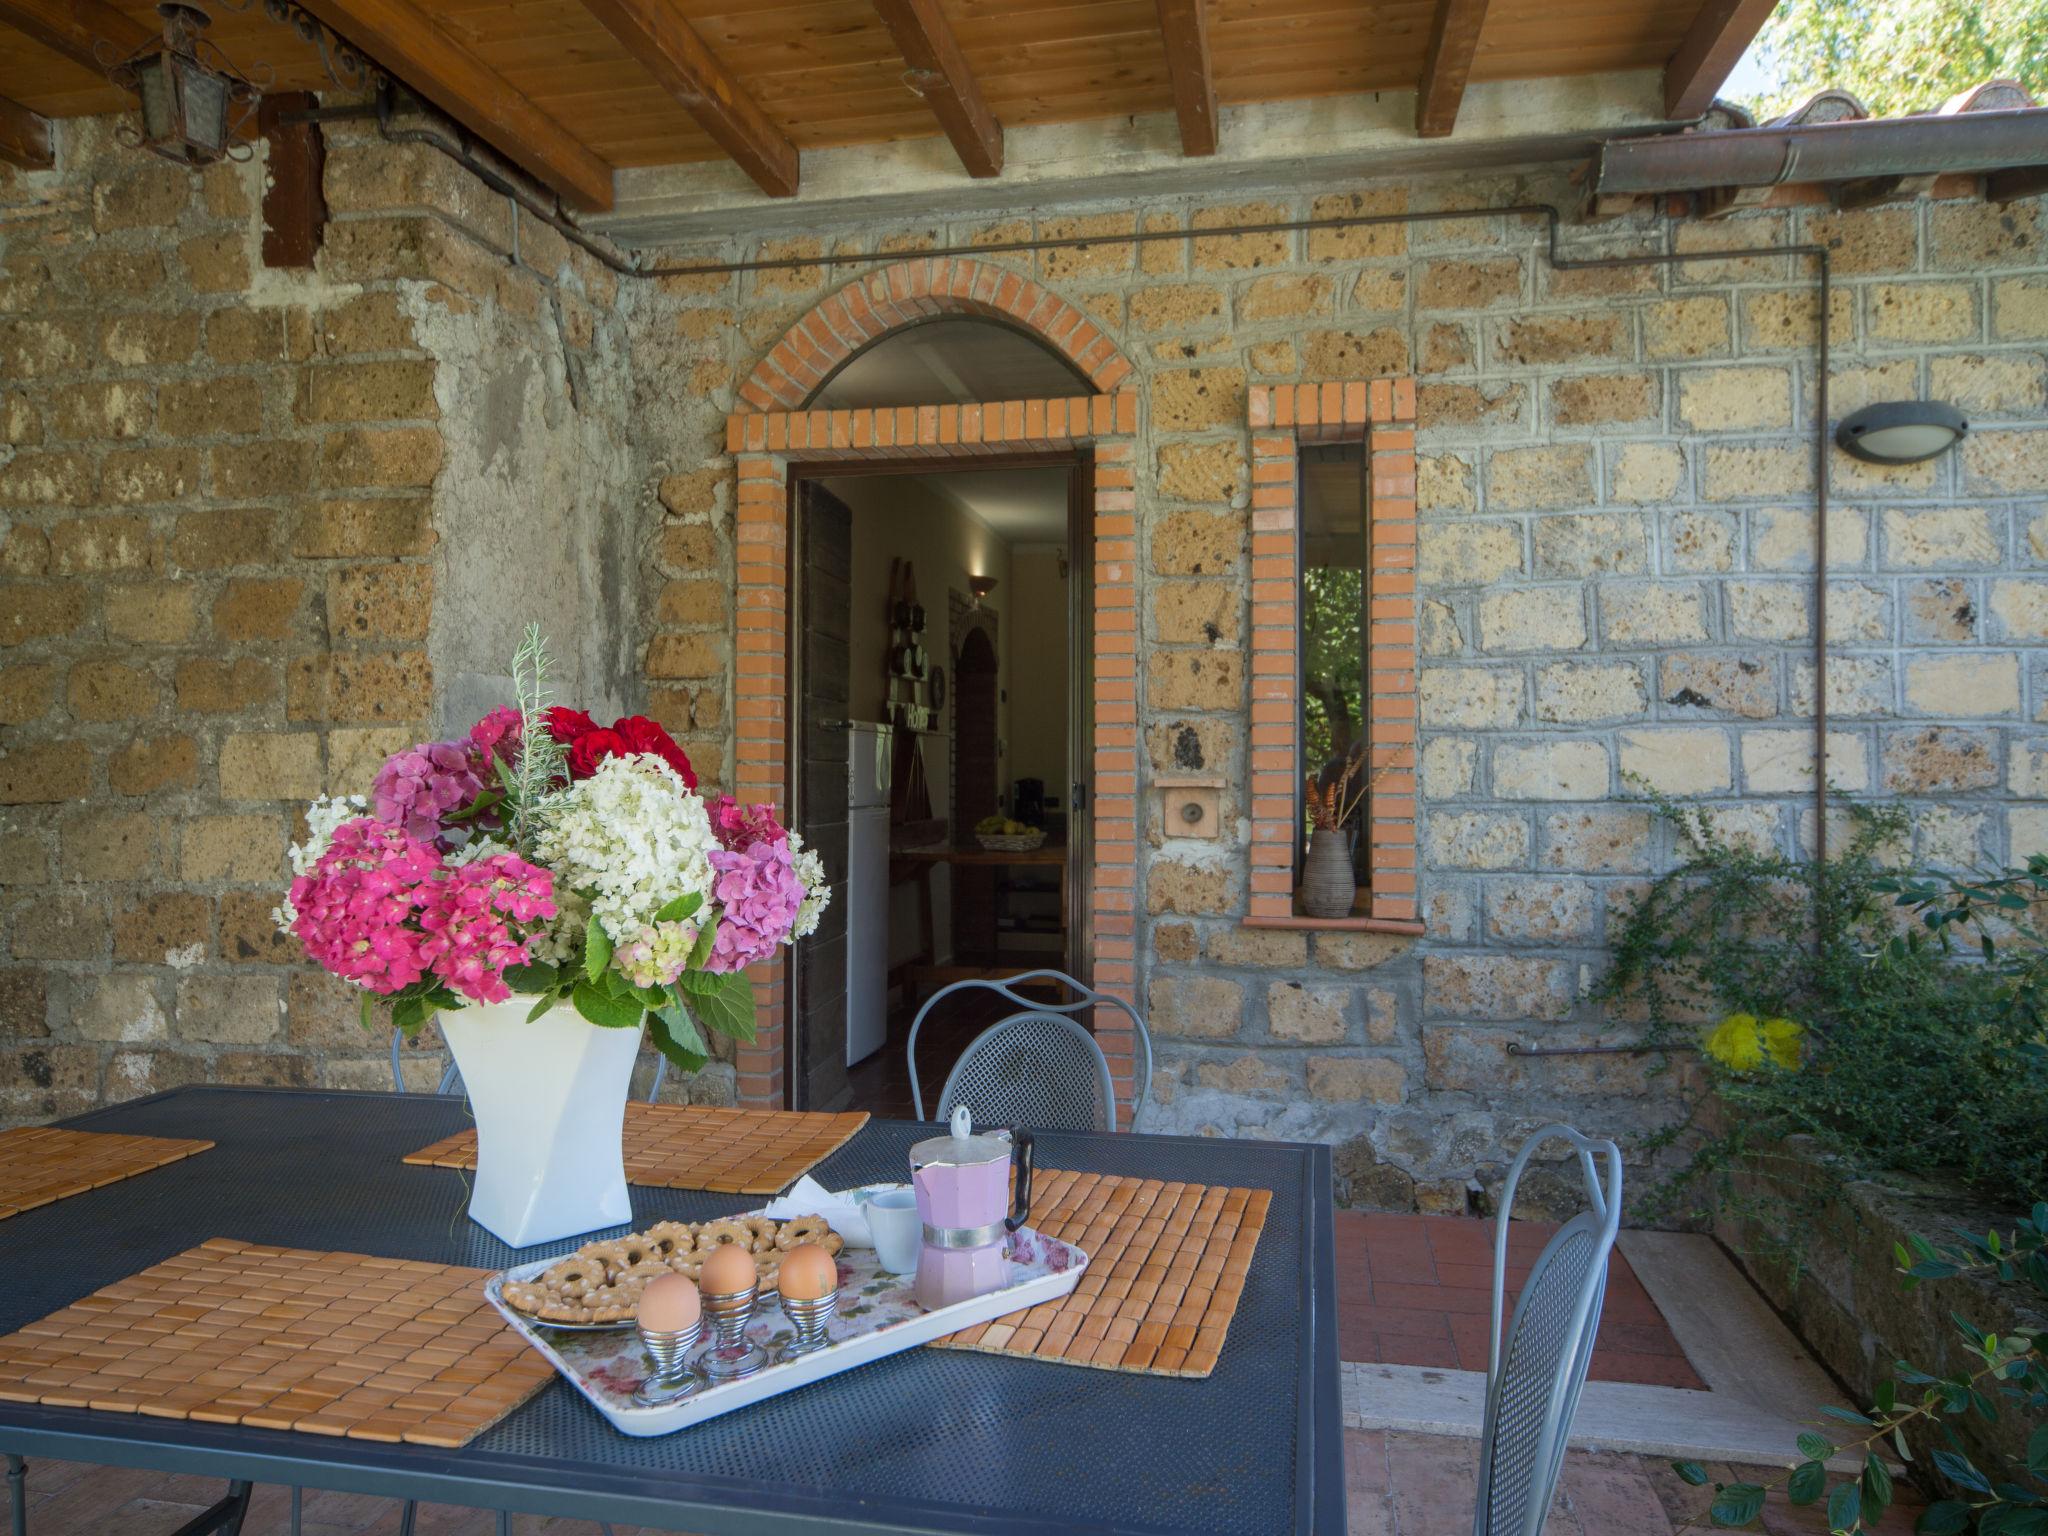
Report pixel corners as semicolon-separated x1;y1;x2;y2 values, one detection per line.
1299;442;1371;895
1245;382;1422;933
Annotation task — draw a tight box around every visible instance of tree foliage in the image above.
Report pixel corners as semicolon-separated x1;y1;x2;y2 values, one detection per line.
1742;0;2048;119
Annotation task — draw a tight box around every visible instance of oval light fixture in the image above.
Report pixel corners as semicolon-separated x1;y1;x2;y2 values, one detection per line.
1834;400;1969;465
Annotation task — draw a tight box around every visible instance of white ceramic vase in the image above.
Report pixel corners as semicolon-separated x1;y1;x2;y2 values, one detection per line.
436;999;643;1249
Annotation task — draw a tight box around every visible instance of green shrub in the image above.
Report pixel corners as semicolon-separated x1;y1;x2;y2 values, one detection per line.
1597;799;2048;1219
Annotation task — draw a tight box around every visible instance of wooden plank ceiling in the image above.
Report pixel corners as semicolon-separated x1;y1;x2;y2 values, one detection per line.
0;0;1769;207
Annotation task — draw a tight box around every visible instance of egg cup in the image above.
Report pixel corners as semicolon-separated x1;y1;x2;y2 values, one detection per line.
699;1284;767;1380
778;1289;838;1359
632;1316;705;1406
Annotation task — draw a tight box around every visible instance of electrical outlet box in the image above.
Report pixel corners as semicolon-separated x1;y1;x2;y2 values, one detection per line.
1155;774;1225;839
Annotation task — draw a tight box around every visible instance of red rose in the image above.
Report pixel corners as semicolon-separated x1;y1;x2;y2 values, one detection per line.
612;715;697;790
564;728;624;781
546;707;599;744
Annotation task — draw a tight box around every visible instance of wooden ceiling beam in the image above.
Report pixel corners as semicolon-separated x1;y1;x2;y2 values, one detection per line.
1153;0;1218;156
0;0;153;70
295;0;615;211
0;93;53;170
1414;0;1490;138
1664;0;1780;119
872;0;1002;178
579;0;798;198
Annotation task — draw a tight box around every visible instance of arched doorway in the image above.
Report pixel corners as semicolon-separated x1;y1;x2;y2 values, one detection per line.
721;254;1142;1115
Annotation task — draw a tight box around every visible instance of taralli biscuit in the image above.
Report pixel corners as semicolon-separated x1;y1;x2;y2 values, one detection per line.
697;1218;752;1250
581;1283;641;1324
775;1215;830;1250
644;1220;696;1261
755;1255;782;1294
539;1256;605;1299
617;1260;671;1288
743;1215;782;1252
578;1239;637;1281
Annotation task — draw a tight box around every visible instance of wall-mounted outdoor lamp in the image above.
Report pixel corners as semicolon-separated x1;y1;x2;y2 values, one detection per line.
105;4;261;168
1834;401;1970;465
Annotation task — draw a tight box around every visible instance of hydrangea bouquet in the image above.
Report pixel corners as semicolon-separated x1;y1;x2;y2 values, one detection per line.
278;627;829;1075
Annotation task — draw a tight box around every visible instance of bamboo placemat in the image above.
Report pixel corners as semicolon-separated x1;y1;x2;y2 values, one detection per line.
403;1104;870;1196
0;1238;551;1446
932;1168;1271;1378
0;1126;215;1221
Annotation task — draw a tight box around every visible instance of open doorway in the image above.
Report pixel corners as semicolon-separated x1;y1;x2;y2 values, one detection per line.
791;458;1089;1116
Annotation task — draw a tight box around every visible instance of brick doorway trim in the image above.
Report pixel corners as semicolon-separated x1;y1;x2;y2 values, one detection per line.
1245;381;1423;931
723;257;1141;1112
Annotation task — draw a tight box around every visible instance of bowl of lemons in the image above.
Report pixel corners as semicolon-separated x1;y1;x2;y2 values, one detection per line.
974;815;1046;852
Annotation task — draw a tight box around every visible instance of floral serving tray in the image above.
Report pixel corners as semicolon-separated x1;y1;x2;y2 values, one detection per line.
485;1209;1088;1435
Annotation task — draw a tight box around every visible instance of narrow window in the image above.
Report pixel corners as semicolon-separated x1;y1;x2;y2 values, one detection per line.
1297;440;1370;908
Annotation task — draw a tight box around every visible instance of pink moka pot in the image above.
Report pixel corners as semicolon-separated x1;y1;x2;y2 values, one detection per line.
910;1107;1035;1311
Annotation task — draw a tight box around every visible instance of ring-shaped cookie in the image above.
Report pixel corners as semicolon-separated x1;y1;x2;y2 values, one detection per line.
617;1260;671;1288
697;1218;752;1250
578;1239;637;1282
644;1220;697;1261
582;1283;640;1324
540;1257;604;1298
774;1215;831;1250
744;1215;782;1251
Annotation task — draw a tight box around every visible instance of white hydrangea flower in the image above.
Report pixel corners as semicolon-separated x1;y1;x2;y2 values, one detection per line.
534;754;717;943
274;793;368;933
527;887;590;966
787;830;832;942
445;835;510;867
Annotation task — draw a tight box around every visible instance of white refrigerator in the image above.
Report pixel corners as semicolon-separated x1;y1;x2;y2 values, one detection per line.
845;723;892;1066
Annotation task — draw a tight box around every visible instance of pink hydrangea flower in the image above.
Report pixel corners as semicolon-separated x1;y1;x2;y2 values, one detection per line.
416;854;557;1004
703;837;806;973
706;794;786;853
288;820;555;1003
468;707;523;766
372;740;486;845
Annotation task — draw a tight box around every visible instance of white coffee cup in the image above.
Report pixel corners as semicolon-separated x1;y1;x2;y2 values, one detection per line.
862;1187;922;1275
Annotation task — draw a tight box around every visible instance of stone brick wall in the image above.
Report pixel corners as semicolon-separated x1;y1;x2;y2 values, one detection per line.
5;108;2043;1212
0;116;641;1122
622;175;2045;1210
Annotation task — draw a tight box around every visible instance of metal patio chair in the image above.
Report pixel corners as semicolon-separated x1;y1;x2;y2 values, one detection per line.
907;969;1153;1132
1471;1124;1624;1536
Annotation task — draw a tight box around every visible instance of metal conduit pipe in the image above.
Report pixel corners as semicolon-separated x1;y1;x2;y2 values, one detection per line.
1595;106;2048;195
375;94;1841;869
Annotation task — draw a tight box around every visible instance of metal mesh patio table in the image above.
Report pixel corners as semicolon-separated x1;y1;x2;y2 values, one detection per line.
0;1086;1344;1535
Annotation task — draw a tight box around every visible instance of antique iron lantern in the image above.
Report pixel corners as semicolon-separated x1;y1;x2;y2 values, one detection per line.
106;5;261;166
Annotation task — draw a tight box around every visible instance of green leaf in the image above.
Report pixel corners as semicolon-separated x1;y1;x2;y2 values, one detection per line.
1709;1483;1767;1526
571;980;645;1030
1788;1461;1827;1505
391;994;427;1034
583;915;613;982
647;1008;709;1076
1931;1449;1990;1493
1820;1406;1875;1426
1861;1453;1892;1517
688;915;718;971
502;961;559;994
2028;1424;2048;1475
676;970;757;1044
1916;1501;1972;1536
1825;1480;1860;1534
526;994;555;1024
658;1002;706;1057
1797;1433;1836;1463
652;892;703;925
1672;1461;1709;1487
358;991;376;1033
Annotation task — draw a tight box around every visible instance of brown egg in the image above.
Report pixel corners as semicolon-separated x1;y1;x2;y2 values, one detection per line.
637;1273;700;1333
778;1243;838;1302
699;1241;757;1296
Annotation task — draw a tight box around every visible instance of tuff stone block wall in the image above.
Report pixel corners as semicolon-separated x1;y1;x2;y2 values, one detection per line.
0;116;650;1122
622;176;2046;1210
5;108;2044;1213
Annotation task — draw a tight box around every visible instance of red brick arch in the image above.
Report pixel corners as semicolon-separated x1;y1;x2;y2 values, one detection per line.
735;256;1136;413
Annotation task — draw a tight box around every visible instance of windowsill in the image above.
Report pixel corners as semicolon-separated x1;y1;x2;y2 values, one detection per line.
1242;912;1426;936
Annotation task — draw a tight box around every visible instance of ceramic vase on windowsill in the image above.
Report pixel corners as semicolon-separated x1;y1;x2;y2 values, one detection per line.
1300;829;1355;919
437;1000;643;1248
